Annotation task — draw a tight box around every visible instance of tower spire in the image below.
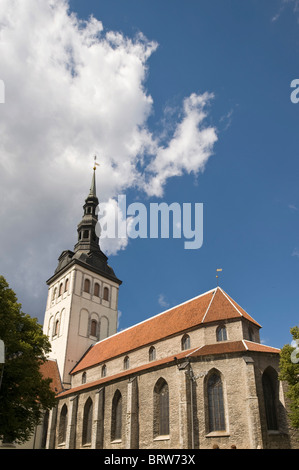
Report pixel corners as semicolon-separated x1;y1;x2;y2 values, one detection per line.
89;156;99;197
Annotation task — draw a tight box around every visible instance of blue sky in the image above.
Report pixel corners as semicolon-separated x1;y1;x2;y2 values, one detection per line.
0;0;299;349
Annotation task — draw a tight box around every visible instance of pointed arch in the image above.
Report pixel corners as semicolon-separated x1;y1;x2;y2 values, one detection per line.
216;324;227;342
82;397;93;445
153;378;169;437
181;333;191;350
58;404;68;445
206;369;226;432
111;390;122;441
262;367;278;430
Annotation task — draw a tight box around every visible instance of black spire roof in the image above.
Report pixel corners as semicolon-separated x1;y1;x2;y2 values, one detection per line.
47;167;122;286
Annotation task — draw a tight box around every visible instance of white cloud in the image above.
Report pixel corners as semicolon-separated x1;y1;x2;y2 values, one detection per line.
0;0;217;319
292;248;299;257
158;294;169;309
142;92;217;197
272;0;299;22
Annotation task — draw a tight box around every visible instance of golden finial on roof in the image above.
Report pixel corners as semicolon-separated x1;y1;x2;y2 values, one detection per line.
93;155;100;171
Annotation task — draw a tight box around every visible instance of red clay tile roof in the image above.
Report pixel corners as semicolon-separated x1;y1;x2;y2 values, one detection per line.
71;287;262;374
40;359;63;393
60;340;280;398
188;340;280;358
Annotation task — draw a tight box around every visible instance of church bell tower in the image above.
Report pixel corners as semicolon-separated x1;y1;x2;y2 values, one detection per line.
43;163;122;389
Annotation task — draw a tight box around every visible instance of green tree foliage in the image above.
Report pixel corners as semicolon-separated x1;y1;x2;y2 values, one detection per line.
0;276;56;444
279;326;299;429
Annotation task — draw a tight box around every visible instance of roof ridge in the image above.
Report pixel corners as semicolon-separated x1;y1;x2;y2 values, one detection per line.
92;287;217;348
243;339;280;351
218;287;243;317
201;287;217;323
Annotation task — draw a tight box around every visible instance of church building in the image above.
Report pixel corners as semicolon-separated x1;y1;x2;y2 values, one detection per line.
41;168;295;449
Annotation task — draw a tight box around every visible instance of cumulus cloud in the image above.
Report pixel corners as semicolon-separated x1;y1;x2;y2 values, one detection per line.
0;0;217;319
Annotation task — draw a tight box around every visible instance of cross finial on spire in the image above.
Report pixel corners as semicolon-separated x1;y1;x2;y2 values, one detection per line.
93;155;100;171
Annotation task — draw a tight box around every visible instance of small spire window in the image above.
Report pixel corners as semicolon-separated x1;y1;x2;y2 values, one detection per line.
84;278;91;293
103;286;109;301
90;319;97;337
94;283;100;297
58;282;63;297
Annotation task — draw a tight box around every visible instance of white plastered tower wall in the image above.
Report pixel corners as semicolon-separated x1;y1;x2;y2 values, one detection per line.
43;264;120;388
43;166;122;389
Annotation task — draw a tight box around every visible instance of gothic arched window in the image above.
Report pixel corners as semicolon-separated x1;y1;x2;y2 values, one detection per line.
262;369;278;430
207;372;226;432
82;397;93;446
154;378;170;437
216;325;227;342
84;278;90;293
64;278;69;293
181;334;191;350
111;390;122;441
58;404;68;445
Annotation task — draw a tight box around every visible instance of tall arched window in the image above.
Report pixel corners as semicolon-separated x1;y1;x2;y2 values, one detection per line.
90;319;97;337
103;286;109;301
154;378;170;437
111;390;122;441
262;369;278;430
54;318;60;337
41;410;49;449
216;325;227;342
149;346;156;361
94;282;100;297
59;282;63;297
58;404;68;444
207;372;225;432
82;372;86;384
84;278;90;293
181;334;191;350
82;397;93;446
64;278;69;293
52;287;57;301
